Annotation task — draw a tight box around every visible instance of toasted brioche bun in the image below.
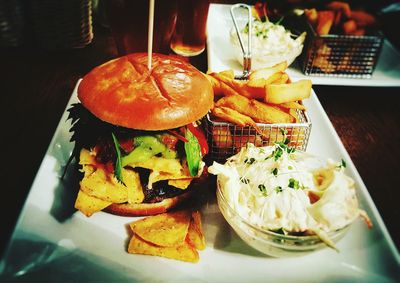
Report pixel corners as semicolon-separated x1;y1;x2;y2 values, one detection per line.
104;190;192;216
77;53;213;130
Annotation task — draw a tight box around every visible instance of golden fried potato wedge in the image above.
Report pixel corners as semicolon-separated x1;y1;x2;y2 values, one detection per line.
278;101;306;110
270;72;289;85
326;1;351;18
216;94;295;124
212;106;256;127
212;128;233;148
205;74;221;93
218;69;235;79
210;72;265;99
247;71;283;87
248;61;287;81
316;11;335;35
265;80;312;104
212;106;264;136
304;8;318;27
350;11;376;27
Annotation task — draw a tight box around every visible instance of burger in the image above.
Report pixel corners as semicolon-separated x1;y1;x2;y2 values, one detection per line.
67;53;213;216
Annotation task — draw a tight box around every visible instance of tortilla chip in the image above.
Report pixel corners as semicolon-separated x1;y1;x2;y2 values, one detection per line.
74;190;112;217
168;179;192;190
148;168;192;189
79;148;97;165
130;210;191;247
80;167;128;203
126;156;184;175
128;235;199;263
126;170;145;204
187;211;206;250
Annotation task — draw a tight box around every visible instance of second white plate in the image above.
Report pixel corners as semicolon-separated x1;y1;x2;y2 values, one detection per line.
207;4;400;87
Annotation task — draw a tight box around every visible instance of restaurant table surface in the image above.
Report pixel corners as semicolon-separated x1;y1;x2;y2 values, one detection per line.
0;19;399;261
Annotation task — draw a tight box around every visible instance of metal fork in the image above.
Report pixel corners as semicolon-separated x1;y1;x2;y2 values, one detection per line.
230;3;252;80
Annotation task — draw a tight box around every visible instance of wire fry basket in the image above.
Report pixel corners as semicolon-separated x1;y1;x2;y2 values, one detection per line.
300;19;383;78
204;109;312;162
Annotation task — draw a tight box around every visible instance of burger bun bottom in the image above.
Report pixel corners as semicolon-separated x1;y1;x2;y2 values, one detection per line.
104;190;193;216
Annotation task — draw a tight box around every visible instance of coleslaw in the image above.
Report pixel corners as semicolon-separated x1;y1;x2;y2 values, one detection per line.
230;19;306;69
208;143;368;244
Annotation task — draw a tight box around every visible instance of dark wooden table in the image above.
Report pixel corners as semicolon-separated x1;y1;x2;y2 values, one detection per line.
0;18;399;260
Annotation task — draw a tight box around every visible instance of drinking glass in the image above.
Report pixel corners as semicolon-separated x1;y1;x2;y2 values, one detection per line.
170;0;210;57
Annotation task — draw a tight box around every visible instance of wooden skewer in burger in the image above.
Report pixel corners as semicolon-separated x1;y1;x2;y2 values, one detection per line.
68;0;213;216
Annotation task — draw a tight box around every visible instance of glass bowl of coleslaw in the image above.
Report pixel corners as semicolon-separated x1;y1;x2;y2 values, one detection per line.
209;143;370;257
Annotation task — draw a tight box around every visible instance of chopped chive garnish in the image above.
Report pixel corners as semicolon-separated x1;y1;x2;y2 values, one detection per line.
288;178;299;190
258;184;268;196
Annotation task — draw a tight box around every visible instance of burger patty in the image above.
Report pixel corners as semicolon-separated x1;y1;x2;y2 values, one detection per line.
136;167;190;203
143;181;189;203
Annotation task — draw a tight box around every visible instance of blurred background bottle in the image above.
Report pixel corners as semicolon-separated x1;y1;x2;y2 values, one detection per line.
170;0;210;57
106;0;177;55
0;0;25;47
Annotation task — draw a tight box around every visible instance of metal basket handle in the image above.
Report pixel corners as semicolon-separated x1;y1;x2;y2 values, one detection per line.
230;3;252;77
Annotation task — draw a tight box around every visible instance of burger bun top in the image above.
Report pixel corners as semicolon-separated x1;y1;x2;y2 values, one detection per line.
78;53;213;130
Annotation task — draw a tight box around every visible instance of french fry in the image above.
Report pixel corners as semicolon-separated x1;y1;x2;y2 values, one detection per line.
265;80;312;104
209;63;288;100
351;28;365;36
233;84;265;100
248;61;287;81
212;106;264;136
350;10;376;27
216;94;295;124
219;81;243;97
212;127;233;148
343;20;357;35
316;11;335;35
209;71;244;87
206;73;241;97
212;106;256;127
304;8;318;27
307;3;376;37
252;100;296;124
247;72;283;87
215;94;246;110
289;108;300;123
333;11;342;28
270;72;289;84
205;74;221;93
278;101;306;111
314;43;336;73
233;134;264;148
218;69;235;79
326;1;351;18
210;72;264;99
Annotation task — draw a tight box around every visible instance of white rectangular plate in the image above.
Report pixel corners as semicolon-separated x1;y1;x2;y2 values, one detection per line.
0;83;399;280
207;4;400;87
